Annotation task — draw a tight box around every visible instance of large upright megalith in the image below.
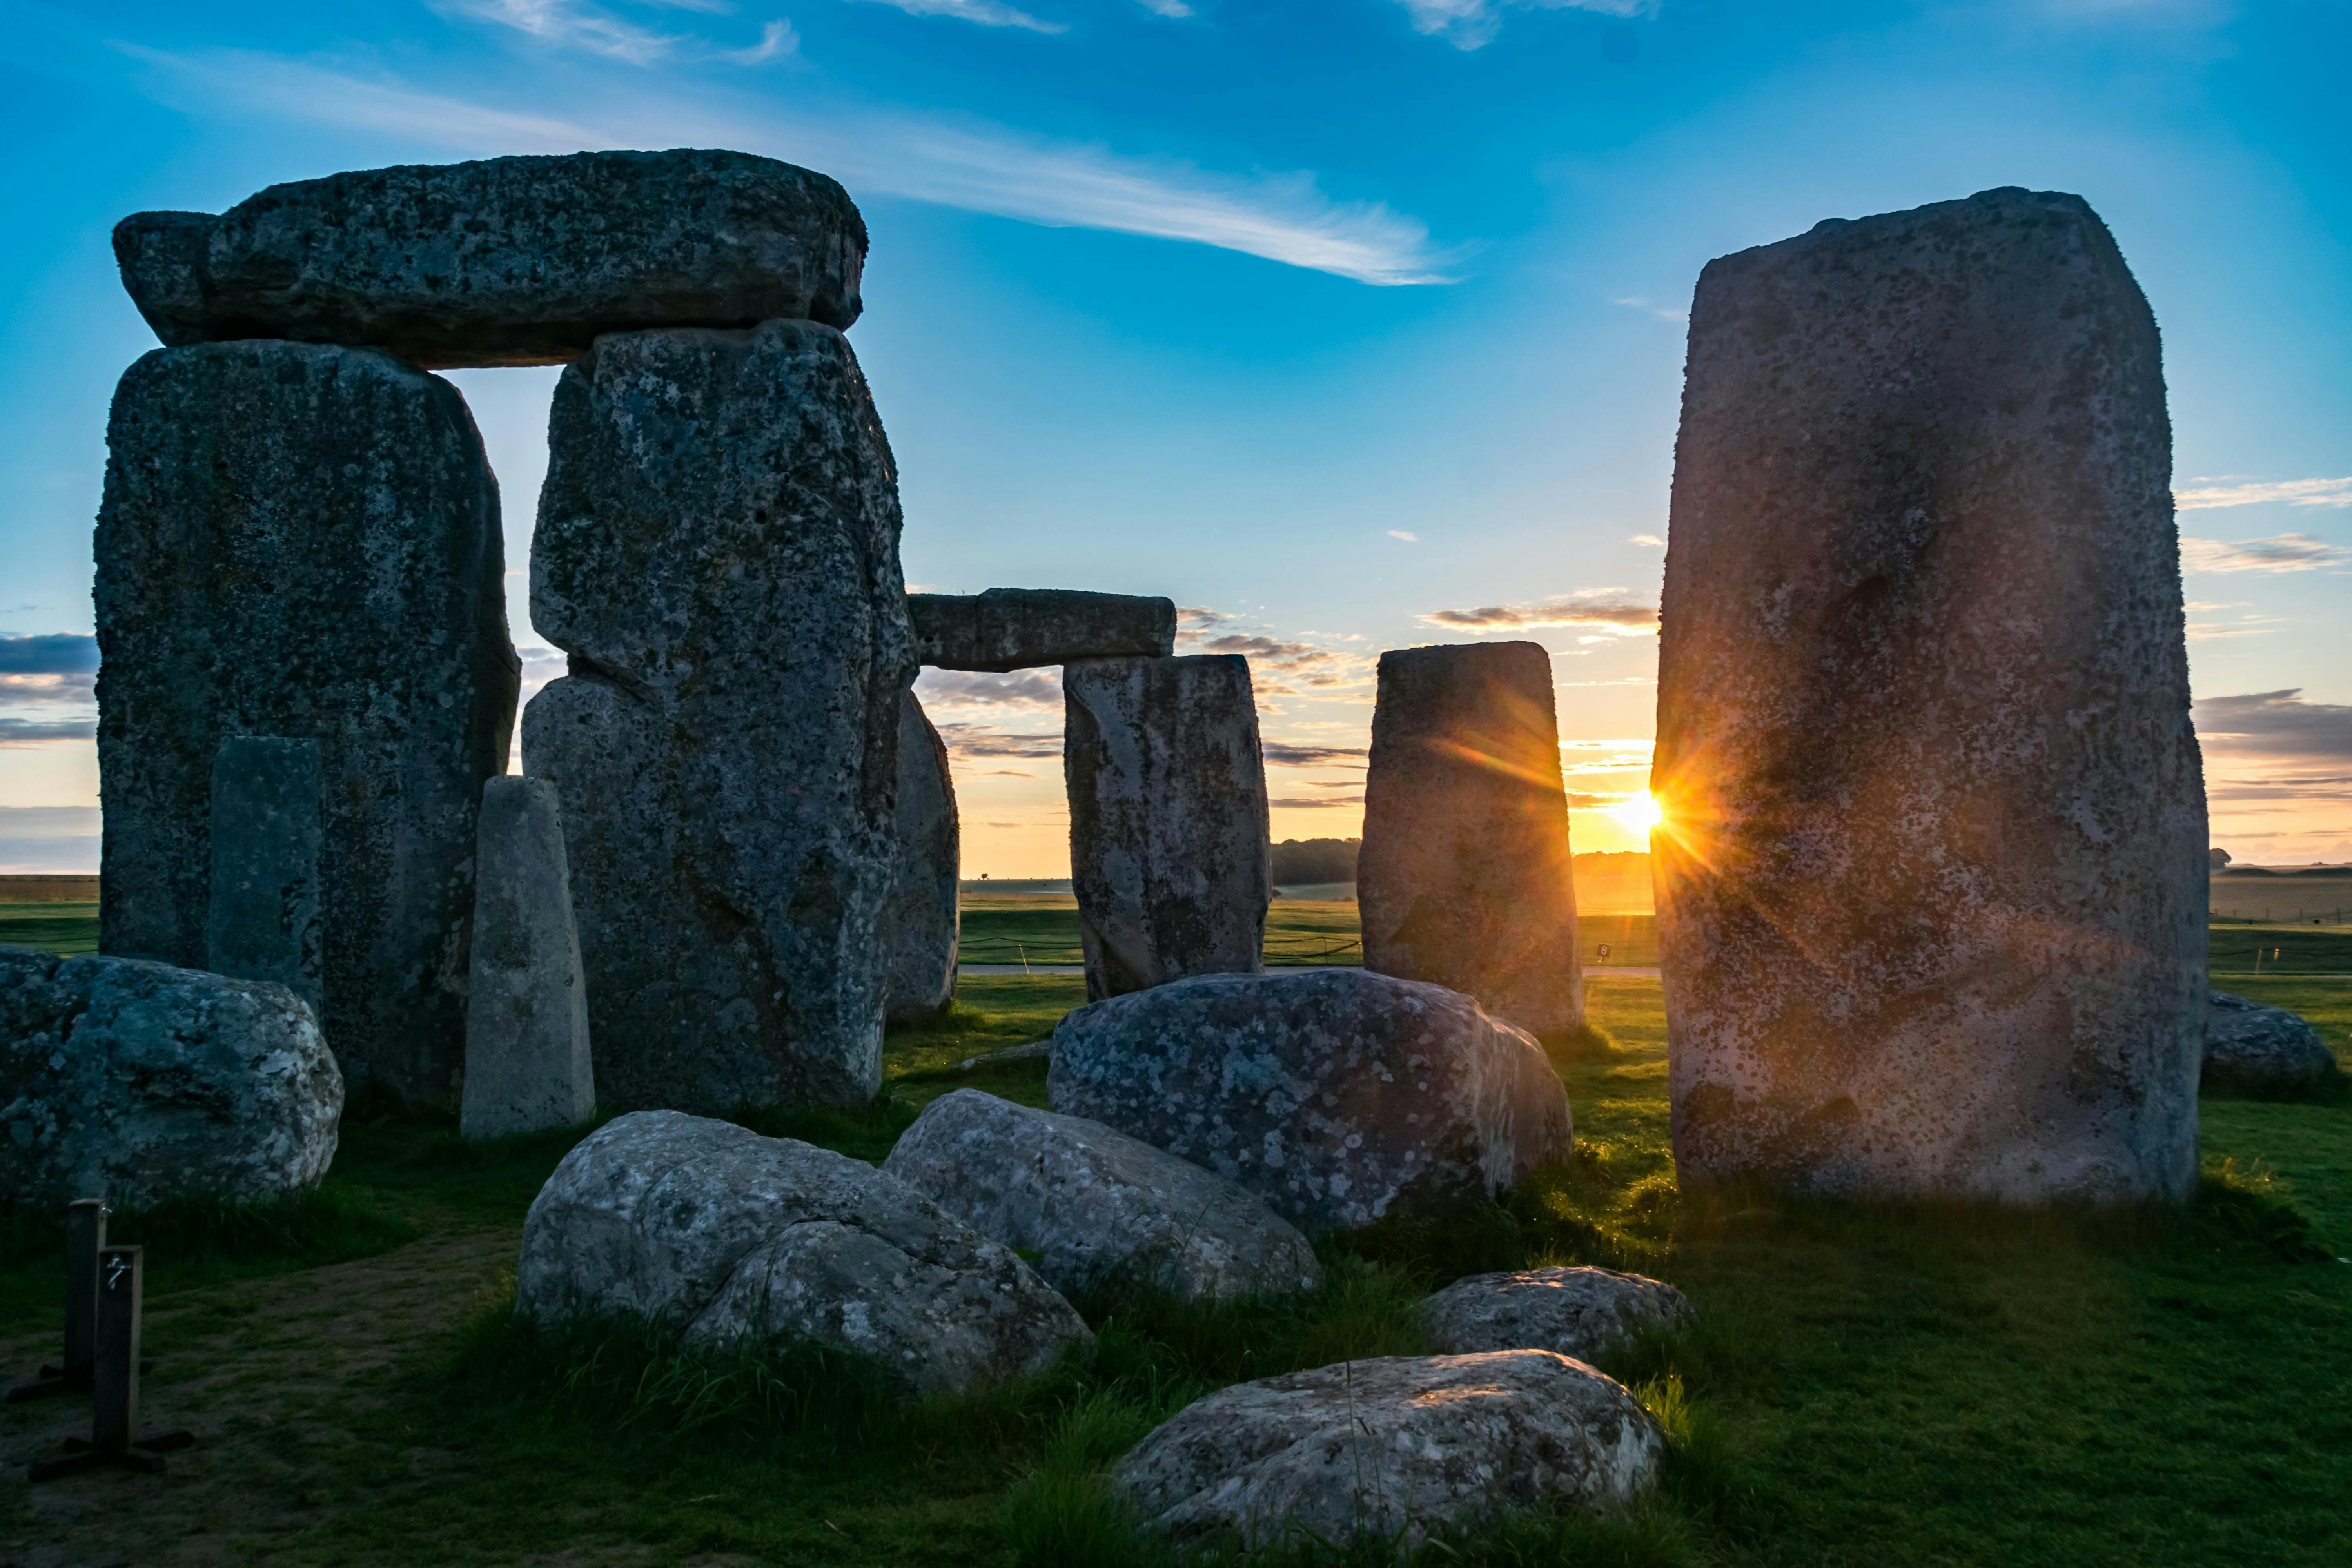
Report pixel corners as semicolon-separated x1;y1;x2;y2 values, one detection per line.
886;690;960;1027
1359;642;1583;1036
1063;655;1270;1001
205;735;325;1026
1652;187;2206;1204
525;318;914;1112
462;777;595;1141
97;340;518;1102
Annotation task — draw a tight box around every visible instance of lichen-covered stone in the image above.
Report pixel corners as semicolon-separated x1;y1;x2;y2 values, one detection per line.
1423;1266;1693;1361
1047;969;1572;1234
1114;1351;1663;1551
1063;654;1270;1001
523;320;914;1112
885;691;958;1027
0;949;343;1209
883;1089;1323;1300
1360;641;1584;1036
2204;991;2339;1091
205;735;324;1026
909;588;1176;672
1653;187;2206;1204
96;341;518;1103
461;778;594;1142
516;1111;1088;1394
114;150;866;368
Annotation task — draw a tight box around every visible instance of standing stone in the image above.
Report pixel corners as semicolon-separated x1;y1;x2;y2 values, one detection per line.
97;341;518;1103
1063;654;1270;1001
205;735;325;1026
1359;641;1584;1036
1653;187;2205;1204
461;777;594;1141
885;691;959;1027
113;150;866;368
524;319;913;1113
909;588;1176;671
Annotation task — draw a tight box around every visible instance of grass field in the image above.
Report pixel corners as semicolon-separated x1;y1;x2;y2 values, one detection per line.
2;966;2346;1564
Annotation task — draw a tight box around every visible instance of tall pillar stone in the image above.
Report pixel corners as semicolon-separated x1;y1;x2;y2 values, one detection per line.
1653;187;2205;1204
205;736;325;1026
462;777;594;1141
96;341;519;1103
1063;654;1270;1001
1359;642;1584;1036
886;690;960;1027
524;319;914;1112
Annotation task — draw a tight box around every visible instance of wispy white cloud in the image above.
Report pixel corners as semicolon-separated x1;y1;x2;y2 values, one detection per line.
724;20;797;62
437;0;687;65
2174;476;2352;510
1627;533;1664;547
1135;0;1195;15
2180;533;2350;573
850;0;1066;33
1387;529;1419;542
1419;600;1658;633
1396;0;1652;53
1611;293;1686;323
122;49;1452;287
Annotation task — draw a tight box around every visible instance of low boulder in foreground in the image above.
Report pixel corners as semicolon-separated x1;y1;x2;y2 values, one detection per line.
2204;991;2340;1091
1424;1265;1694;1362
1048;969;1572;1233
0;949;342;1208
883;1089;1322;1301
515;1110;1089;1394
1114;1350;1663;1551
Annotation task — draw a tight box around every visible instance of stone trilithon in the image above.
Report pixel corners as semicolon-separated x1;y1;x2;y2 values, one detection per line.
1653;187;2207;1204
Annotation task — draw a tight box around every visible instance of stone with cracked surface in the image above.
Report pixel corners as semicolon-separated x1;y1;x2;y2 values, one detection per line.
0;949;343;1209
1047;968;1572;1234
1114;1350;1663;1551
1653;187;2206;1204
885;690;959;1027
1063;654;1270;1001
2203;991;2339;1091
97;340;518;1103
909;588;1176;672
461;777;595;1142
1360;641;1585;1036
113;149;866;368
883;1088;1322;1300
524;319;914;1113
205;735;325;1028
1423;1266;1693;1361
515;1110;1088;1394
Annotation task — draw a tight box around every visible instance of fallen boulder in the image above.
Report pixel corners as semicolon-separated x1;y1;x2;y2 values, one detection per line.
114;149;866;368
883;1089;1322;1301
1423;1266;1693;1361
1047;969;1572;1234
515;1110;1088;1394
1114;1350;1663;1550
2204;991;2340;1091
0;949;343;1209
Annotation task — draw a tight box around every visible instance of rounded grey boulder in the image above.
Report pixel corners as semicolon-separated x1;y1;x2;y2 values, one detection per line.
1047;969;1573;1234
1423;1265;1694;1361
515;1110;1089;1394
114;149;867;368
882;1089;1322;1300
2204;991;2340;1090
0;949;343;1208
1114;1350;1663;1550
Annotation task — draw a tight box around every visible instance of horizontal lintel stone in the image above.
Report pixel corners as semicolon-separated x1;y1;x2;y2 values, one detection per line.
909;588;1175;673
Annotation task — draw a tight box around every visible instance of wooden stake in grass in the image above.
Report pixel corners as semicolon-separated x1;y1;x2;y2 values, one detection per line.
6;1198;108;1404
27;1246;195;1481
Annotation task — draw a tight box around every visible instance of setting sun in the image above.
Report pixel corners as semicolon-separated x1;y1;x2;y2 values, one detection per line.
1609;791;1665;833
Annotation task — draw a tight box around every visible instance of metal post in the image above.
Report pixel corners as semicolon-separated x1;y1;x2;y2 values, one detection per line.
6;1198;106;1403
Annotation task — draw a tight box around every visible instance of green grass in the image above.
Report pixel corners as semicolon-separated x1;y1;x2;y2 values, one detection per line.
0;899;99;955
2209;924;2352;976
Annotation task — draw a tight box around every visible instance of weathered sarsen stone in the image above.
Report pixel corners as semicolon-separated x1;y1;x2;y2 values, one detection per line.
114;150;866;369
1063;654;1270;1000
1653;187;2206;1203
909;588;1176;672
461;778;595;1142
885;690;958;1027
1360;641;1584;1036
205;735;325;1026
97;341;519;1102
524;319;913;1112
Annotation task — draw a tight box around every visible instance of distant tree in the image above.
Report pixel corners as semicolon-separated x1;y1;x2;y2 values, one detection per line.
1271;838;1360;884
2209;847;2232;870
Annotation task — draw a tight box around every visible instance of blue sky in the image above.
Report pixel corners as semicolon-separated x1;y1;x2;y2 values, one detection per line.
2;0;2347;875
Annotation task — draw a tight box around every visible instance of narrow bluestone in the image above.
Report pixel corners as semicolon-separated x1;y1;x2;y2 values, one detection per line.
96;341;517;1103
205;735;324;1027
461;777;594;1141
1653;187;2206;1203
525;319;913;1112
885;690;959;1026
1359;641;1584;1035
1063;654;1270;1000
